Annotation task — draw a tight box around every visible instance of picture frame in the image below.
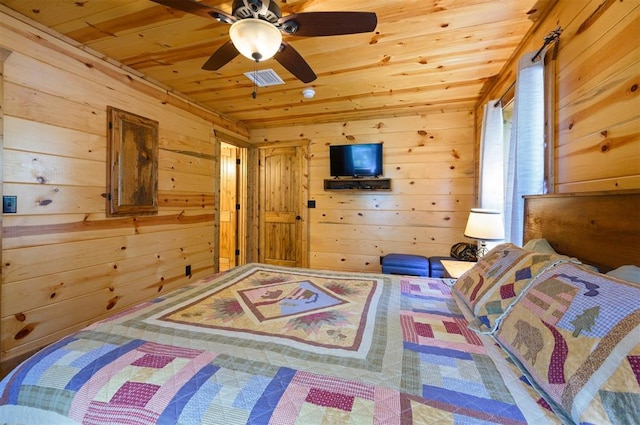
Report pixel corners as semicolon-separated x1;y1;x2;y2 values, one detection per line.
106;106;159;216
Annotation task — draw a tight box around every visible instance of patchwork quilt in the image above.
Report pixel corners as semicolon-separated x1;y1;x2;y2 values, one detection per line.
0;263;559;424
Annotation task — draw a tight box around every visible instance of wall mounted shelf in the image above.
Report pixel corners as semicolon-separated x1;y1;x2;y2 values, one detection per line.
324;178;391;191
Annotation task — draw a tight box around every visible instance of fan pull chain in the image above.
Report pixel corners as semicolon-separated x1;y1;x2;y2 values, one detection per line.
252;61;258;99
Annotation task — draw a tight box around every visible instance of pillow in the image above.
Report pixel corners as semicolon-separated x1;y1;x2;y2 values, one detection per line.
522;238;596;271
522;238;594;270
453;243;575;333
493;262;640;424
606;265;640;284
522;238;558;254
453;243;528;311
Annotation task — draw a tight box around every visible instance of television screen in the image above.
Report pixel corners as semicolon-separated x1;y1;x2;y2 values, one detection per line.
330;143;383;177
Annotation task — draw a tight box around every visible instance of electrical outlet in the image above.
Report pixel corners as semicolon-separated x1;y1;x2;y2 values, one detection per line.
3;196;17;214
185;265;191;276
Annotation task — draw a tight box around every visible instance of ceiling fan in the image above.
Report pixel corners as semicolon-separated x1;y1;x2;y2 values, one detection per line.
151;0;377;83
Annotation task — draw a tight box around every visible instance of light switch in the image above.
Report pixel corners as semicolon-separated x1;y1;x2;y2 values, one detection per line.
3;196;17;214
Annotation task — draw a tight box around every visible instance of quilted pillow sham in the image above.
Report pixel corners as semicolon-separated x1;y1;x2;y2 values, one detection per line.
452;243;573;333
493;263;640;424
453;243;527;311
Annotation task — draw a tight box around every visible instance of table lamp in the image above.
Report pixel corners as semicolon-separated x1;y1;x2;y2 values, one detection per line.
464;208;505;257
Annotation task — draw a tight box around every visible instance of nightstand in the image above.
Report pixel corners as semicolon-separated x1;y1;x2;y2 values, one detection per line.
440;260;475;279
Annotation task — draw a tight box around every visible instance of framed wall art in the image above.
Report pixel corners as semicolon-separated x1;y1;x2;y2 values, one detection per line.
107;106;159;216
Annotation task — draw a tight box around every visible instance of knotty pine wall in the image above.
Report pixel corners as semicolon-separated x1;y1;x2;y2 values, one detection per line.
250;110;476;273
0;12;248;368
477;0;639;193
250;0;640;274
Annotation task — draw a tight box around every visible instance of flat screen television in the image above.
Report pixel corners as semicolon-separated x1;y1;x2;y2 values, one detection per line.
329;143;383;178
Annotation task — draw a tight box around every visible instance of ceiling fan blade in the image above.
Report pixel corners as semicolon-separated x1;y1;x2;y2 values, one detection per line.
279;12;377;37
151;0;235;24
202;40;240;70
274;42;317;83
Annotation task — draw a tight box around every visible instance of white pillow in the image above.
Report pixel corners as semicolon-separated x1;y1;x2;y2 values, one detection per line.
606;265;640;284
522;238;557;254
522;238;594;270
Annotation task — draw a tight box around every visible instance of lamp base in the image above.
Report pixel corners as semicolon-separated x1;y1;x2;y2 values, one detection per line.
477;241;488;257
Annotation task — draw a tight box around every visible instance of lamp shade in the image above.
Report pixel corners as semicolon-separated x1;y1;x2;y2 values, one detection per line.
464;208;505;241
229;18;282;62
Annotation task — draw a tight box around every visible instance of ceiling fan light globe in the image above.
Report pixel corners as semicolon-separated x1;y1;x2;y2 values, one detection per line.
229;19;282;62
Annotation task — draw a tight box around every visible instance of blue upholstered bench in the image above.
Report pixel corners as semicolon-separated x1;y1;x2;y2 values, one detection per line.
381;254;430;277
428;256;455;278
382;254;456;277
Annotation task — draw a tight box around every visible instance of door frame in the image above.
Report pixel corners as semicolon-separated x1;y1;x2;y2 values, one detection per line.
214;130;250;269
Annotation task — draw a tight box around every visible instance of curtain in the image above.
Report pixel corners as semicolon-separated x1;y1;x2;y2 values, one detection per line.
477;99;505;252
479;100;504;212
504;52;546;246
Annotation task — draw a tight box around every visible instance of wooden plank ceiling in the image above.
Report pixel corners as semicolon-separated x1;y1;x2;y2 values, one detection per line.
0;0;552;129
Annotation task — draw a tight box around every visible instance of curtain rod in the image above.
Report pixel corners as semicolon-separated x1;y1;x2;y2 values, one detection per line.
532;26;563;62
493;26;563;107
493;81;516;108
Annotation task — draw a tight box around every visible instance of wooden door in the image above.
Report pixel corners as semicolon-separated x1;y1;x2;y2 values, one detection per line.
259;143;308;267
219;143;237;271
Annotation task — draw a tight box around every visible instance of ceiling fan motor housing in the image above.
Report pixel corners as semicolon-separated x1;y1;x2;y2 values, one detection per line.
232;0;281;23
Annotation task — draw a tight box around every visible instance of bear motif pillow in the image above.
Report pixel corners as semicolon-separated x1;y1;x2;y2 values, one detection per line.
493;262;640;424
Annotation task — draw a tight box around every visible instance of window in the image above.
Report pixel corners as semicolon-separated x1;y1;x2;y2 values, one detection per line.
479;46;556;246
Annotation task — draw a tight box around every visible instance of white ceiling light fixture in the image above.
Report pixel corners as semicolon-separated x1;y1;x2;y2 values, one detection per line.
302;88;315;98
229;18;282;62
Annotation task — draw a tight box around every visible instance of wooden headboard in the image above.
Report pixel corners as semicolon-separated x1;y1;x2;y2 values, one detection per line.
524;190;640;272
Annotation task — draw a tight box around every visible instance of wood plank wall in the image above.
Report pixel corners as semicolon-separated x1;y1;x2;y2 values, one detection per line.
0;12;247;368
250;0;639;273
250;110;476;273
476;0;639;193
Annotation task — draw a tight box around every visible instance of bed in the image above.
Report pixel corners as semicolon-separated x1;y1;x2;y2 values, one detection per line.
0;191;638;424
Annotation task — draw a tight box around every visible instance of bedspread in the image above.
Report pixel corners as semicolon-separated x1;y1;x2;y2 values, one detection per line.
0;263;559;424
